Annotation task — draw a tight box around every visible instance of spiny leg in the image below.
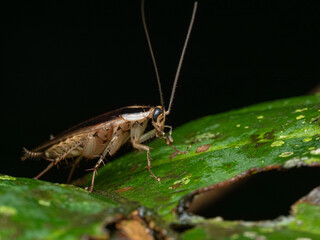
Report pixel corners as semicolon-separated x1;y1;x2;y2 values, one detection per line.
66;155;83;184
34;153;62;179
34;162;55;179
146;148;160;181
163;125;190;158
34;141;84;180
167;139;190;159
131;122;160;181
22;147;56;179
87;129;129;192
87;147;109;193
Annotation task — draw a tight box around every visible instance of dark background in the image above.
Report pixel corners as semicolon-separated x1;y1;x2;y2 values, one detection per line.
1;0;319;181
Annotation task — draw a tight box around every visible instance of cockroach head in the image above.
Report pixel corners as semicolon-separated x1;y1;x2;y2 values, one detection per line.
151;106;166;136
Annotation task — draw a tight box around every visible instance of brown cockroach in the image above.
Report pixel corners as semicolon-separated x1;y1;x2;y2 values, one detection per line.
21;0;198;192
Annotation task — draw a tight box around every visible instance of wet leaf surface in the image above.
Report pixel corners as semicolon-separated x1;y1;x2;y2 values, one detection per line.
1;94;319;239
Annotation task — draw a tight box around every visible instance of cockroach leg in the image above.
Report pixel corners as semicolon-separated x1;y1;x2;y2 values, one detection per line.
146;150;160;181
87;146;111;192
66;155;83;184
34;162;55;179
89;169;97;193
44;157;56;162
168;141;190;155
139;129;156;143
61;142;82;159
34;141;84;180
131;122;160;181
162;126;190;159
87;166;99;192
164;125;174;142
168;143;191;159
86;128;130;192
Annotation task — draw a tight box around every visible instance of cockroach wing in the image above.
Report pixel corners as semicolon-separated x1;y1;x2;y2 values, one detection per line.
23;106;152;154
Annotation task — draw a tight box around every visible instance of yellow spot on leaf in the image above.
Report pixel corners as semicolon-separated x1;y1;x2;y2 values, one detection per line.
279;152;294;157
296;115;305;120
308;147;315;150
185;132;220;144
236;124;241;127
0;206;17;216
271;140;285;147
169;175;191;189
38;200;51;207
302;138;312;142
174;176;191;185
295;108;308;112
244;126;249;129
257;115;264;119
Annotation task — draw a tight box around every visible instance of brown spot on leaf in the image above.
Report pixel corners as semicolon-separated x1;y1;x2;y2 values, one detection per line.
116;186;134;193
169;151;179;159
250;134;260;143
263;130;276;140
169;182;184;190
250;130;276;144
255;142;268;148
196;144;212;153
130;165;138;172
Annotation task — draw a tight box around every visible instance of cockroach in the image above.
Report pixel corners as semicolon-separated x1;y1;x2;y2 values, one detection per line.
21;0;198;192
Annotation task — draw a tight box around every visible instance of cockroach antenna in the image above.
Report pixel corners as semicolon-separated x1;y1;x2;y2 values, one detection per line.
141;0;198;115
167;2;198;114
141;0;165;110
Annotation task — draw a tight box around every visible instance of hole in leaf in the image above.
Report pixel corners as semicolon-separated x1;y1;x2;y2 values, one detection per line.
188;167;320;221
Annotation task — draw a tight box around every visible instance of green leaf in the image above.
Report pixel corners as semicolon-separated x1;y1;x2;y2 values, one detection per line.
1;94;319;239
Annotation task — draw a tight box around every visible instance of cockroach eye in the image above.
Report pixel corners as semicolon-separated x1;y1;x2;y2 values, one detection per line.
153;107;163;122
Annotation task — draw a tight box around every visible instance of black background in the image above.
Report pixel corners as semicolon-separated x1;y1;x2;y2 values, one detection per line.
1;0;319;181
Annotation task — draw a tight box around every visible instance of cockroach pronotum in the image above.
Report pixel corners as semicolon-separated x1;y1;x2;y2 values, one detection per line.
21;0;198;192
